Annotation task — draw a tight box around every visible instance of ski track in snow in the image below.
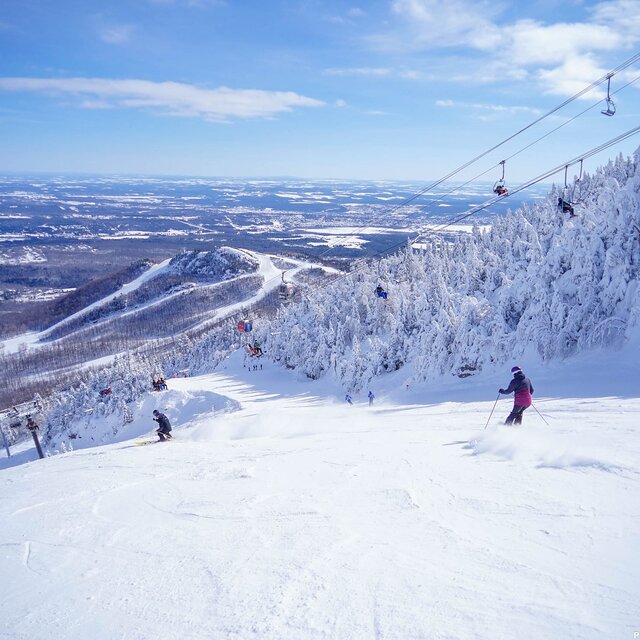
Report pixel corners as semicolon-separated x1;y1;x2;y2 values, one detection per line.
0;250;337;355
0;351;639;639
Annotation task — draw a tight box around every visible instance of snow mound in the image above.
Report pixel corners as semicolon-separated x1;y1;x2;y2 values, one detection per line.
46;387;240;452
169;247;258;280
468;427;623;472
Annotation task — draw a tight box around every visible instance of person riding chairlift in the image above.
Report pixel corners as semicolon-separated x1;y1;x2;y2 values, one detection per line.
246;342;262;357
494;184;508;196
558;197;576;217
152;377;167;391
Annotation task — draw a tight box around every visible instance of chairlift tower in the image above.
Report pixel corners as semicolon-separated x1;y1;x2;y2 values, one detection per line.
0;399;44;459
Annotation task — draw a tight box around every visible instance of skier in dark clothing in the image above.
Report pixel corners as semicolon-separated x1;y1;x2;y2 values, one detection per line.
375;285;388;300
153;409;173;441
499;366;534;425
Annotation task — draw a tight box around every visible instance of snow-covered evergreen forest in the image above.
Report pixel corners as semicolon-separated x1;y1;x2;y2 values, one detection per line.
260;151;640;390
35;148;640;449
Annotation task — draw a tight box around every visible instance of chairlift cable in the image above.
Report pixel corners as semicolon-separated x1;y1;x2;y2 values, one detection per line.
413;124;640;240
258;60;640;298
316;124;640;292
373;71;640;231
299;50;640;269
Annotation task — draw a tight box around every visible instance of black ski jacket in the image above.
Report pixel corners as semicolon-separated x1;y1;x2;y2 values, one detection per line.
154;413;172;432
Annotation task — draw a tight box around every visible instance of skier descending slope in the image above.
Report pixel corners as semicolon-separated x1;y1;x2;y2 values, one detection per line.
152;409;173;441
498;366;534;426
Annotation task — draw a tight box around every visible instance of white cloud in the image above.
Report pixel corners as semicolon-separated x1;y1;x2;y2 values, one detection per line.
99;24;134;45
389;0;502;49
535;54;610;98
0;77;325;122
373;0;640;97
505;19;622;65
590;0;640;42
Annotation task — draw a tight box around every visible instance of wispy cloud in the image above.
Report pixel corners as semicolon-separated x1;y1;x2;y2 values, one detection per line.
436;99;542;115
326;6;367;24
323;66;428;80
99;24;134;45
0;77;325;122
324;67;394;77
147;0;225;7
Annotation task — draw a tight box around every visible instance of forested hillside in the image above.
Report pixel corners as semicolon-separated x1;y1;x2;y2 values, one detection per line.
259;151;640;390
34;150;640;447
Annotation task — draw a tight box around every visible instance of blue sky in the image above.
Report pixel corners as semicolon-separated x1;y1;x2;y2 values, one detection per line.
1;0;639;180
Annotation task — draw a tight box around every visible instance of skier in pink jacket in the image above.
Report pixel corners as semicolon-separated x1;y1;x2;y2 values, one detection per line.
499;366;534;425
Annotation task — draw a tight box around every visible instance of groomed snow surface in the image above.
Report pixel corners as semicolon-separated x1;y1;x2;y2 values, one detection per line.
1;349;639;640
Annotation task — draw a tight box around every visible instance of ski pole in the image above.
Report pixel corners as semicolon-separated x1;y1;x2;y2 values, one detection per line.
531;403;549;426
484;393;501;430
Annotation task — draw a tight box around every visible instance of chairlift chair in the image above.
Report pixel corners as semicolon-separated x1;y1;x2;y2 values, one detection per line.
601;75;616;117
570;159;585;206
493;160;508;196
245;342;263;357
238;319;252;333
557;163;580;217
278;272;296;301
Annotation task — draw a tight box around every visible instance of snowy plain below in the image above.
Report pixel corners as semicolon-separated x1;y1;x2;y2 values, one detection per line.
1;345;639;640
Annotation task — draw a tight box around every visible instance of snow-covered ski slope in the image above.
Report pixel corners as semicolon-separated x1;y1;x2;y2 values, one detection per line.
1;343;638;640
0;259;173;354
0;249;335;355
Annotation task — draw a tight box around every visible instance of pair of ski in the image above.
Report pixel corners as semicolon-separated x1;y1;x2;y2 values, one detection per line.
134;435;175;446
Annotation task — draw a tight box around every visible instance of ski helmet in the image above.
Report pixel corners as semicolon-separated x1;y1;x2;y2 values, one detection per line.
511;366;522;373
153;409;159;415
